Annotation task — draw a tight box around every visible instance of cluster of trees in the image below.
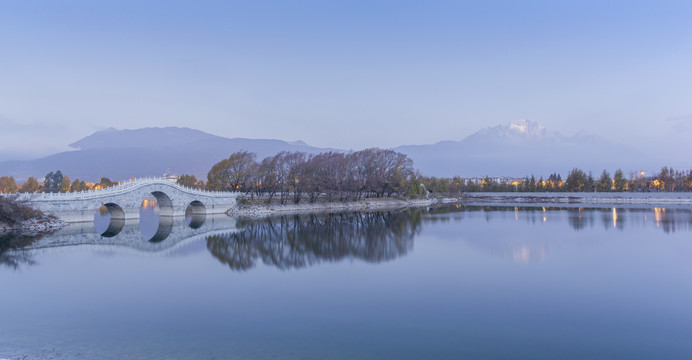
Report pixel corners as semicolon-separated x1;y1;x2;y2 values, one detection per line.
0;176;18;194
0;176;40;194
0;171;116;194
41;171;115;193
631;167;692;192
206;149;423;203
176;174;205;190
423;167;692;193
423;173;572;193
562;168;628;192
2;162;690;196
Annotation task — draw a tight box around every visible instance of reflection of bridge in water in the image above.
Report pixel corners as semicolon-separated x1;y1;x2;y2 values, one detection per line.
25;214;240;254
6;206;692;271
9;211;423;271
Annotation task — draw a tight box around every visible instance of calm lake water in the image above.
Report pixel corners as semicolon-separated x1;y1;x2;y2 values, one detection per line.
1;205;692;359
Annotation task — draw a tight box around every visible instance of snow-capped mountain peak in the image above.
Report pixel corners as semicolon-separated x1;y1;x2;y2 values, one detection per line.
509;119;532;133
473;119;561;140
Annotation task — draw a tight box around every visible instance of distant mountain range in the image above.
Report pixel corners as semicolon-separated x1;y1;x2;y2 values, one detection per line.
0;127;337;182
0;120;670;181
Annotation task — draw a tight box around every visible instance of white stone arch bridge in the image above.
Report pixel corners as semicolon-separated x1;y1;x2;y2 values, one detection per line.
17;177;240;223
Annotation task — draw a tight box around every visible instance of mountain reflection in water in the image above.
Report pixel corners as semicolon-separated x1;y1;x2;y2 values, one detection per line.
207;211;422;271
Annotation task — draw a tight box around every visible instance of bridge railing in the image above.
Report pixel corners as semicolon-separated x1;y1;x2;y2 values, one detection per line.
22;177;239;200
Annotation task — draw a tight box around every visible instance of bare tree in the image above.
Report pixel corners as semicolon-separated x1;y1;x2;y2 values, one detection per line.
207;151;258;193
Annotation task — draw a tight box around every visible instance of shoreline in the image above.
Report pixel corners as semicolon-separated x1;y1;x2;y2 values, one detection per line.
7;192;692;233
226;196;463;219
0;217;67;236
227;192;692;220
461;192;692;209
1;195;68;235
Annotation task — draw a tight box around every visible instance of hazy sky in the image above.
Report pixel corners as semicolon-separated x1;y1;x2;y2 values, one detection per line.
1;0;691;159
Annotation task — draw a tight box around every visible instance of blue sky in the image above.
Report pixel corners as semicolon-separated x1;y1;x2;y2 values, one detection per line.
1;0;691;159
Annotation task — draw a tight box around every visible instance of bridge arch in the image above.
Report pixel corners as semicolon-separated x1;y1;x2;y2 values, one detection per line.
20;177;239;223
150;191;174;217
185;200;207;229
146;216;174;243
94;203;126;237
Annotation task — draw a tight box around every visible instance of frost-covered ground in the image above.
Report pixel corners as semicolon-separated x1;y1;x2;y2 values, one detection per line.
228;192;692;219
227;197;461;219
463;192;692;209
1;217;66;236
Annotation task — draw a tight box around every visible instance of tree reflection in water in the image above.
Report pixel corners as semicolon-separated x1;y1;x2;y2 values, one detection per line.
206;211;423;271
0;231;42;269
3;206;691;271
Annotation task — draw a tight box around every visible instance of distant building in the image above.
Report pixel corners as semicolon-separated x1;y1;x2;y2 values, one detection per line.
163;169;178;182
465;176;522;186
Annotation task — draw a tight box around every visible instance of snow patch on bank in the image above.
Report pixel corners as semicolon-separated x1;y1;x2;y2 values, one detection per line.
227;197;461;219
1;217;67;236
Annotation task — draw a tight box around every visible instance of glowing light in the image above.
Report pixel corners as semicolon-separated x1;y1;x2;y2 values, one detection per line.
141;199;158;209
513;246;530;263
652;179;663;190
654;207;662;227
612;208;617;228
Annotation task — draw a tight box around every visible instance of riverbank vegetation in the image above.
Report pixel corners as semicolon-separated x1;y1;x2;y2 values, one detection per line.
0;195;44;227
422;167;692;194
0;172;116;194
1;153;690;196
205;149;425;203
